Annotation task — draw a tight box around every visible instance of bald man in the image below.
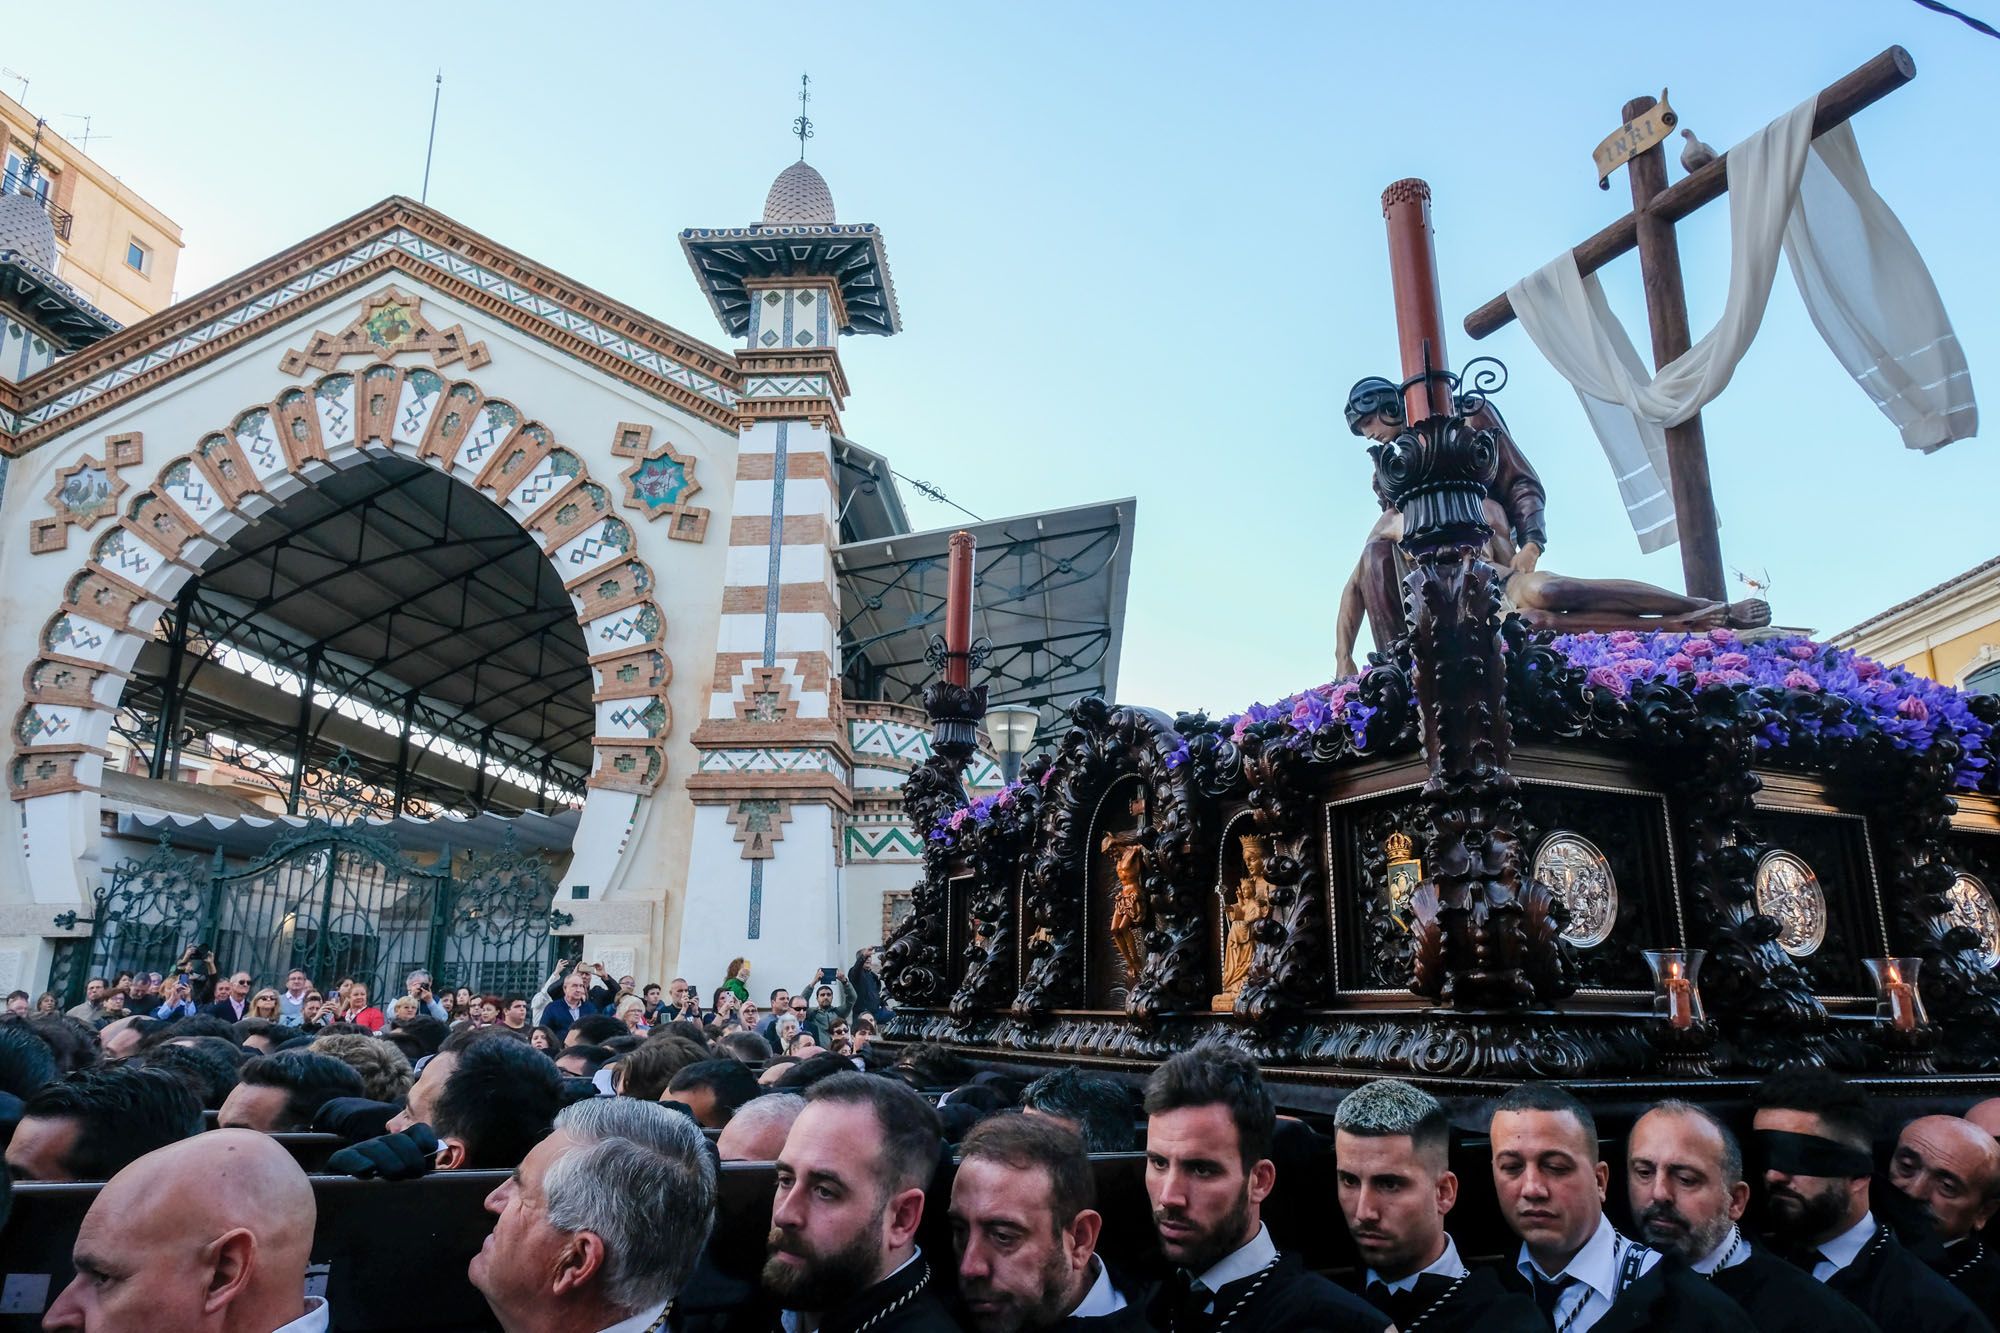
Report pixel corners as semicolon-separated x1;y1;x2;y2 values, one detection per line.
42;1129;325;1332
1890;1114;2000;1312
1966;1098;2000;1141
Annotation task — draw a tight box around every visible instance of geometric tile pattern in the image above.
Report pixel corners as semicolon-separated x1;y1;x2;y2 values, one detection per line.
844;823;925;863
1;224;737;442
13;358;679;801
277;285;490;375
29;432;142;554
726;797;793;860
609;421;709;543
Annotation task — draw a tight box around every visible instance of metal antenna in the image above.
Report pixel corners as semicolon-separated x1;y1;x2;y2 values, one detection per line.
792;72;814;160
1;68;28;105
421;71;443;204
62;112;110;153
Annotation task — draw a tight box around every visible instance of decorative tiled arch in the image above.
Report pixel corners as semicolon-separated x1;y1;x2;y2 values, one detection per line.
11;360;693;804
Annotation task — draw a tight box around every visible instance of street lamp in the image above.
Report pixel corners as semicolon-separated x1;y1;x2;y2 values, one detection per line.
986;705;1041;783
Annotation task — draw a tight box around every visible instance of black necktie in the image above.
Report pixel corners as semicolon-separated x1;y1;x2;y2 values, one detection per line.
1787;1247;1829;1274
1530;1273;1575;1325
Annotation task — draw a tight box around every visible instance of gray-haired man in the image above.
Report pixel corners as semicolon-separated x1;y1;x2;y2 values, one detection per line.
469;1097;716;1332
1335;1080;1541;1333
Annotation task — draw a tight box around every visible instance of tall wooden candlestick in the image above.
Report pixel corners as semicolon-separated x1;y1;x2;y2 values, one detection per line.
945;530;975;687
1382;178;1453;423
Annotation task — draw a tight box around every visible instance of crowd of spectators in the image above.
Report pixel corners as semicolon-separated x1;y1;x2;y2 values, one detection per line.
3;949;1998;1333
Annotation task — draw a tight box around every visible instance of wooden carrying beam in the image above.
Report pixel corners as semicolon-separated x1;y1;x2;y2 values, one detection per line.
1463;45;1916;340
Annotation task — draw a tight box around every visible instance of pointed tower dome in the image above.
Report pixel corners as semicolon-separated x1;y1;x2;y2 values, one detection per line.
0;187;59;270
762;160;837;226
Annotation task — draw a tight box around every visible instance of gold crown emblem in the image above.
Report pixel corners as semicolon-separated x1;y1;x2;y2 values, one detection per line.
1384;831;1415;861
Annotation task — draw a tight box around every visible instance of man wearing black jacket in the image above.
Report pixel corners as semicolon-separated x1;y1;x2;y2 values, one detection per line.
1888;1113;2000;1314
1141;1047;1385;1333
728;1071;962;1332
1490;1083;1754;1333
950;1113;1151;1331
1333;1080;1541;1333
1625;1099;1878;1333
1752;1069;1991;1333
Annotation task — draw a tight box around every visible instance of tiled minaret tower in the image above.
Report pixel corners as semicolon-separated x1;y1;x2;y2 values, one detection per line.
677;118;900;982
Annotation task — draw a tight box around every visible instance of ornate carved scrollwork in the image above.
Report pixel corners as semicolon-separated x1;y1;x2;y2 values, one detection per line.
1873;740;2000;1066
880;679;989;1008
1369;378;1570;1011
1233;729;1327;1021
1010;699;1216;1021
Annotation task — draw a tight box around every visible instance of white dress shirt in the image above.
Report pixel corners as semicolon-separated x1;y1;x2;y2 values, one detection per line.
1069;1255;1130;1317
1514;1214;1659;1332
595;1300;669;1333
1192;1222;1279;1312
1368;1233;1469;1293
1690;1225;1751;1275
1811;1211;1877;1283
272;1297;330;1333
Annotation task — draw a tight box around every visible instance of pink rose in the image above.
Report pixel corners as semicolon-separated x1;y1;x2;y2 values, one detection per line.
1664;653;1695;672
1787;643;1816;660
1685;639;1715;659
1608;631;1642;648
1897;696;1929;722
1708;628;1739;646
1613;658;1654;677
1714;652;1750;670
1783;670;1821;693
1587;666;1627;695
1853;658;1882;681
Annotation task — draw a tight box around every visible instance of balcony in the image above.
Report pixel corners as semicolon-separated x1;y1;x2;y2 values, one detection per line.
2;173;72;242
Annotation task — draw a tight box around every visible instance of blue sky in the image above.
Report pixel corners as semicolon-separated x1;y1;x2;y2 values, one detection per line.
9;1;1995;718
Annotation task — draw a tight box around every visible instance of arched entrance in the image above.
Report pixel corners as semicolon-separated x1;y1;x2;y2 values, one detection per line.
12;360;676;909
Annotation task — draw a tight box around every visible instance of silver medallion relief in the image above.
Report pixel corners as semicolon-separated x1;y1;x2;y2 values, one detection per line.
1533;832;1618;949
1942;873;2000;969
1755;851;1828;958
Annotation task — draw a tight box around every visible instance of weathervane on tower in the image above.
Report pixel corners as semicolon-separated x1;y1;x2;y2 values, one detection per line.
793;72;813;159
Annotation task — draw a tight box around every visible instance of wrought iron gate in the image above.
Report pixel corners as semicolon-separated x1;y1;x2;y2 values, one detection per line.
57;823;570;1005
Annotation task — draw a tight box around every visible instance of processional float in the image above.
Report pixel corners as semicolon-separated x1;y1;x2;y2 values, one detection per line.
880;46;1999;1105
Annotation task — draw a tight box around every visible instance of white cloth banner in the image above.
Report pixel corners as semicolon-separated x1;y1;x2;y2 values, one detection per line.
1508;99;1976;553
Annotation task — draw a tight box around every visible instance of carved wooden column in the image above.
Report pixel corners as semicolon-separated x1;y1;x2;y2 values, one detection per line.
1368;180;1569;1011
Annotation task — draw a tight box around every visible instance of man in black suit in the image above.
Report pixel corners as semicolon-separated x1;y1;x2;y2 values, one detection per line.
1751;1069;1991;1333
1887;1113;2000;1313
1625;1099;1877;1332
725;1071;962;1332
205;970;251;1022
1142;1047;1385;1333
1333;1079;1541;1332
949;1113;1151;1331
1490;1082;1753;1333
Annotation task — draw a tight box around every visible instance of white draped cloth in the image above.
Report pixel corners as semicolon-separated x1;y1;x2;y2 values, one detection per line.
1508;98;1976;552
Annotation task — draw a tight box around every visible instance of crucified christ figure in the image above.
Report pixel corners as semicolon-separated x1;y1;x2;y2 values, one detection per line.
1336;397;1769;676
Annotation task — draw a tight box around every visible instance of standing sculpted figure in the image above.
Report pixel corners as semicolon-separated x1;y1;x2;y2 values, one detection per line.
1213;833;1275;1011
1102;836;1148;981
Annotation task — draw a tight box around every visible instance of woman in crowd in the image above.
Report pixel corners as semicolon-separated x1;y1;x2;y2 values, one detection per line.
774;1013;801;1053
347;982;385;1033
722;957;751;1003
451;985;475;1021
850;945;887;1021
249;988;282;1020
615;993;648;1036
152;978;198;1021
471;994;502;1028
35;991;59;1015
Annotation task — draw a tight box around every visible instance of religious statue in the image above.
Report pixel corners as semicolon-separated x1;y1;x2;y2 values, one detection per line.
1101;833;1148;981
1213;832;1274;1011
1335;377;1769;675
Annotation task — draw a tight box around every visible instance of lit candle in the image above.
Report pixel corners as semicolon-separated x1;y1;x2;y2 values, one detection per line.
1885;963;1917;1032
944;530;975;687
1664;960;1694;1030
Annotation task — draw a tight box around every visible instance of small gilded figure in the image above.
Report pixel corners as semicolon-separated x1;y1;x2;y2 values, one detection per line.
1214;833;1275;1011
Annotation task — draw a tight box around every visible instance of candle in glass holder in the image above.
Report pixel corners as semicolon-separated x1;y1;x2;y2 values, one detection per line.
1664;961;1695;1030
1885;963;1918;1032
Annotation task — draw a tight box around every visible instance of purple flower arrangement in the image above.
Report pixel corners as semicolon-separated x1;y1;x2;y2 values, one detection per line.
1549;628;1992;789
924;629;1993;853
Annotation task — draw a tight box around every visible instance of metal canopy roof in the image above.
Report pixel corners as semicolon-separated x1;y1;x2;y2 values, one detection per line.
1;248;122;350
836;499;1135;742
128;456;594;817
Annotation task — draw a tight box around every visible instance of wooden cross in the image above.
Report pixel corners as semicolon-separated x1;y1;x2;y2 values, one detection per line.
1464;46;1916;601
